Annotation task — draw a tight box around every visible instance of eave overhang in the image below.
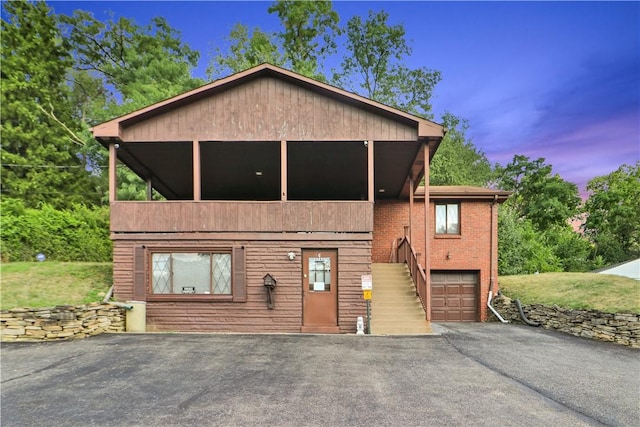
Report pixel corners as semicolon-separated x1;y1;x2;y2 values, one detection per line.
416;186;511;202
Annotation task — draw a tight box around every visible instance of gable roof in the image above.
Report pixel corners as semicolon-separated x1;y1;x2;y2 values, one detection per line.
92;63;444;141
416;186;511;202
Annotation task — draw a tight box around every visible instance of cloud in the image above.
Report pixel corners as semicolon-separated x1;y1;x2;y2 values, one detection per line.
477;53;639;190
533;55;639;136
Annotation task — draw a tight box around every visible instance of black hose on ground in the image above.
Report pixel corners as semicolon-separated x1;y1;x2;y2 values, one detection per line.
515;299;540;327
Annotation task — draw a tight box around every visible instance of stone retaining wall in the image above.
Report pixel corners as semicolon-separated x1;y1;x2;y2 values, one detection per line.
1;303;126;342
492;295;640;348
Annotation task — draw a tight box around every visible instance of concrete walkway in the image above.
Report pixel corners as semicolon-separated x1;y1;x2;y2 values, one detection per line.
1;323;638;426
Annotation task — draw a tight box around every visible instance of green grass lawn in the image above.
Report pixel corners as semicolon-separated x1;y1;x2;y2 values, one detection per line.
499;272;640;314
0;262;112;310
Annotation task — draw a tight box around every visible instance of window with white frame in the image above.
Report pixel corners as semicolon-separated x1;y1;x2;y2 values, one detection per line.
151;252;232;295
435;203;460;235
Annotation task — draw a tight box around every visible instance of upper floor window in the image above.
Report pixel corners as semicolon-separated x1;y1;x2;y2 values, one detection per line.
435;203;460;235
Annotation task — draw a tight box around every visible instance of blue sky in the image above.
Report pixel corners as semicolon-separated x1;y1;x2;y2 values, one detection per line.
51;1;640;193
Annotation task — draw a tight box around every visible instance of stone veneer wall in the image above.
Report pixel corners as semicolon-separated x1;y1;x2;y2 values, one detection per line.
492;295;640;348
1;303;126;342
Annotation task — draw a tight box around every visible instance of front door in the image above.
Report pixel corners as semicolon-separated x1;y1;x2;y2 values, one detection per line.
302;250;339;333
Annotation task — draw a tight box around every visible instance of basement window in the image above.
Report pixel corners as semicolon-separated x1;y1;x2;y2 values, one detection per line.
151;252;231;296
134;246;246;303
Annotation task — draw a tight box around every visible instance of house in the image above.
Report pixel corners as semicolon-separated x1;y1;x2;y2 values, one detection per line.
594;258;640;280
92;64;509;333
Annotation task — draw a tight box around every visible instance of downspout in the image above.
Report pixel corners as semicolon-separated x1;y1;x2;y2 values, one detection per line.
102;285;114;303
515;299;540;327
488;195;508;323
102;285;133;310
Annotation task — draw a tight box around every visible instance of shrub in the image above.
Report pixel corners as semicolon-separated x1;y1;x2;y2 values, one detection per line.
0;198;111;262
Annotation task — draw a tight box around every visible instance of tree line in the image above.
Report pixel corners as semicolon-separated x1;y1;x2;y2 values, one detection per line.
1;1;638;270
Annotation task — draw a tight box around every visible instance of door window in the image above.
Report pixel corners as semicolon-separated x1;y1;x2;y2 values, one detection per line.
308;257;331;291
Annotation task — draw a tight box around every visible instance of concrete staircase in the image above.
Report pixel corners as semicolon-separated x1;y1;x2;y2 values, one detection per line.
370;263;431;335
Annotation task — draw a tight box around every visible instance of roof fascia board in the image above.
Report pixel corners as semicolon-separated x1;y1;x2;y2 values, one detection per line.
415;186;511;202
92;122;122;140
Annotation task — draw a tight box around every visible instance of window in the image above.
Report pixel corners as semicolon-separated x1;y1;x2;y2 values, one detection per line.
435;203;460;235
151;252;231;295
308;256;332;291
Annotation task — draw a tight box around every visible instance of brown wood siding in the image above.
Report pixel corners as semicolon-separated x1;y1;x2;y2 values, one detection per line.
121;77;417;142
111;237;370;333
111;201;373;233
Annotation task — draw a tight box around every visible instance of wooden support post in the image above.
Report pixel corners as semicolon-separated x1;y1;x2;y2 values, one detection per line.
281;140;287;201
367;140;374;202
409;177;414;245
146;178;152;201
423;143;431;321
109;142;117;202
193;140;201;201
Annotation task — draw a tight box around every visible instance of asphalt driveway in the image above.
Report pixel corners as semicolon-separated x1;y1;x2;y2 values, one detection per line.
1;323;638;426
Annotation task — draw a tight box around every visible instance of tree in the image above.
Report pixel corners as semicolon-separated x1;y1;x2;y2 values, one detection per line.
498;205;562;275
544;224;594;272
60;10;205;200
1;1;100;208
583;163;640;264
495;155;581;230
207;24;282;79
430;112;492;186
60;11;204;123
333;10;441;118
268;0;339;79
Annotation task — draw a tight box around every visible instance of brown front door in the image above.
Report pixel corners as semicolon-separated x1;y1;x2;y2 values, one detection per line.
302;250;339;333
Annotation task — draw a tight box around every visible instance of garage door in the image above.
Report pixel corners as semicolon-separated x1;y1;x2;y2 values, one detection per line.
431;271;478;321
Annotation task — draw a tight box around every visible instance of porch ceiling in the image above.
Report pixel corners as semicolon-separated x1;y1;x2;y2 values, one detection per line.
115;140;422;201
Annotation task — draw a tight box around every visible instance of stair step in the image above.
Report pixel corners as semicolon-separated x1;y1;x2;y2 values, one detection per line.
370;263;430;335
372;305;424;313
372;327;432;335
373;292;420;298
375;284;413;287
371;315;428;321
373;283;414;288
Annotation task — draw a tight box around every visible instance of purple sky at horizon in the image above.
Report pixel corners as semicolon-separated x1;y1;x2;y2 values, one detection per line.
51;1;640;194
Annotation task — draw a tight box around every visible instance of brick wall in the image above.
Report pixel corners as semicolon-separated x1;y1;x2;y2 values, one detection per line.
373;199;499;320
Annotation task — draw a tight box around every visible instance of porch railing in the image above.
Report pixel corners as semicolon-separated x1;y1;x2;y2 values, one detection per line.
110;200;373;234
397;236;427;314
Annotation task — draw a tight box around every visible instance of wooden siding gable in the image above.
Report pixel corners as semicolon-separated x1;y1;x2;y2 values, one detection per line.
120;76;418;142
93;64;445;143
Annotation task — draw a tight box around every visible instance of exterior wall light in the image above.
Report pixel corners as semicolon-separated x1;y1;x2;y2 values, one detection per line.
287;252;296;261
